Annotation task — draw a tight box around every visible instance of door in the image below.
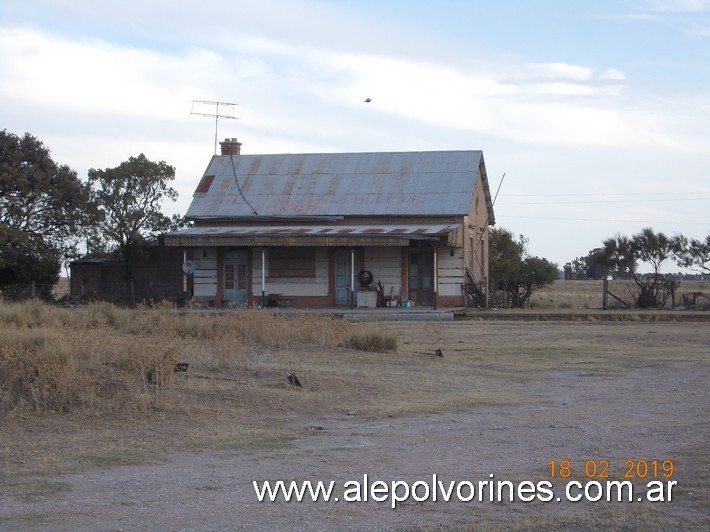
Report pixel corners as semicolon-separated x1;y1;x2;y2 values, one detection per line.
224;250;248;304
408;250;433;306
334;250;359;306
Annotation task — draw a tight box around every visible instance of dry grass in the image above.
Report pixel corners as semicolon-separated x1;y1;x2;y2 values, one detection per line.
1;301;411;478
2;302;708;501
531;279;708;309
344;327;398;352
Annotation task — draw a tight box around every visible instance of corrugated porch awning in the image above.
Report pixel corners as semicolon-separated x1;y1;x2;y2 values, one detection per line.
163;224;461;247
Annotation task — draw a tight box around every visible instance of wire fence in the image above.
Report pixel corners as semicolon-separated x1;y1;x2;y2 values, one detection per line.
0;280;69;302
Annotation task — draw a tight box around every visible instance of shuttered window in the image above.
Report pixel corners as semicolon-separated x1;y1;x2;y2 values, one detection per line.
267;248;316;278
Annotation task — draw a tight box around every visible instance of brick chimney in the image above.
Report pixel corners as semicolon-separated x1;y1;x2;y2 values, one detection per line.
219;138;242;156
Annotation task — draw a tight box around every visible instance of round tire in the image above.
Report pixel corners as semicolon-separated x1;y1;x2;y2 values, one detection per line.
358;270;373;285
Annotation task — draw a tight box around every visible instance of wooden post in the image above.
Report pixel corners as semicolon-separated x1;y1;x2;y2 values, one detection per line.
350;249;355;309
216;248;224;306
603;278;609;310
261;248;266;308
433;246;438;310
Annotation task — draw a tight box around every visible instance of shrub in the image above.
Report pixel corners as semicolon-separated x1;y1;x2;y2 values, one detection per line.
0;301;362;415
0;327;91;412
345;328;398;352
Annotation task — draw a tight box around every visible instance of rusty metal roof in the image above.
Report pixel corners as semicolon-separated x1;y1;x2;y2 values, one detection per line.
164;224;459;247
185;150;493;222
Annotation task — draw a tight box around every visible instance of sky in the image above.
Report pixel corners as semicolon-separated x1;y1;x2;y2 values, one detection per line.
1;0;709;270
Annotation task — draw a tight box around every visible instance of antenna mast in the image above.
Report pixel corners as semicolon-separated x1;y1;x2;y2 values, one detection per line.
190;100;239;154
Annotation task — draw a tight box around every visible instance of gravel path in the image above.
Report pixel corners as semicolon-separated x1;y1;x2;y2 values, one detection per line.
2;363;708;531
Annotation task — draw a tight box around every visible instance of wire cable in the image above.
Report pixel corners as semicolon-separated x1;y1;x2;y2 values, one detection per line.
230;154;258;216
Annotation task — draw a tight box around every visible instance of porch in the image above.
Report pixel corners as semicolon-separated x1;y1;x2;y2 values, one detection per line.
164;224;473;309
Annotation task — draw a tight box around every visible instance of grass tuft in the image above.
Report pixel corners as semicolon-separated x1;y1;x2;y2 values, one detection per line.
344;328;398;352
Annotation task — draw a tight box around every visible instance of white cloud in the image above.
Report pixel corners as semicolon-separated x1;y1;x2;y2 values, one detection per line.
600;68;627;81
0;28;230;120
0;26;692;158
1;2;708;268
526;82;597;96
524;62;593;80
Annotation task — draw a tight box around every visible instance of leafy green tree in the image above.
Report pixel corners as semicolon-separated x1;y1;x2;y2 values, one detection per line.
564;248;610;280
514;256;560;307
673;234;710;275
489;227;525;290
602;227;676;308
0;130;91;298
87;154;178;305
564;257;584;280
489;228;558;308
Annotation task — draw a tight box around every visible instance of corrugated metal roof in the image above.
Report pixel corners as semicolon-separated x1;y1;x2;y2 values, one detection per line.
185;151;490;220
165;224;458;239
163;224;459;247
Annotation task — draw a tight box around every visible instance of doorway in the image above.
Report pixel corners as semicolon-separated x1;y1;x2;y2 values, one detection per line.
408;250;433;306
334;250;359;306
224;250;248;304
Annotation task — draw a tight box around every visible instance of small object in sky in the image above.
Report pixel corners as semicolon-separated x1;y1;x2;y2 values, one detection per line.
363;97;372;103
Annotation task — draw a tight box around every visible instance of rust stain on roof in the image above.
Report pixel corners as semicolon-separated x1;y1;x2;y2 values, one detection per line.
194;174;215;194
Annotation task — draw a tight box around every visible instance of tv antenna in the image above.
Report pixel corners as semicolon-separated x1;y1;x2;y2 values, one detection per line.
190;100;239;154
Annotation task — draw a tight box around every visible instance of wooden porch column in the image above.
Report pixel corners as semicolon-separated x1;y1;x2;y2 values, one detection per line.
182;250;188;296
433;245;438;310
261;248;266;307
216;247;224;306
350;249;355;309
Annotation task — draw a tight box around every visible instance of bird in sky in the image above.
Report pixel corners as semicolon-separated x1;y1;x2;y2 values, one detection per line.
363;97;372;103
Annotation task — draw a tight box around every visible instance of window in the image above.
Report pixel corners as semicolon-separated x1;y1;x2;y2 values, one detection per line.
225;264;235;289
267;248;316;279
237;264;247;290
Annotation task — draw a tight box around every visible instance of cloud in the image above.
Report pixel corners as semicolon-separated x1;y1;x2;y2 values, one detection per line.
0;25;684;158
524;62;593;80
600;68;627;81
0;28;230;119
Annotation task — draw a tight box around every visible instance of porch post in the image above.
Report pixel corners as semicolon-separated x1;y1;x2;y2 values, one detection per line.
261;248;266;308
182;250;187;295
350;249;355;309
433;245;438;310
216;248;224;306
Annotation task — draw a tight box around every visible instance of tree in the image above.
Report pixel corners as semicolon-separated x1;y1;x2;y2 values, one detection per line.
489;228;558;308
0;130;91;298
673;234;710;275
602;228;676;308
0;226;60;299
515;256;560;308
87;154;178;305
564;248;610;280
489;227;525;290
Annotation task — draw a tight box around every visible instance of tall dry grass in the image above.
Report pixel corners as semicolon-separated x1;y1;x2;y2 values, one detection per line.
0;300;354;416
531;279;708;309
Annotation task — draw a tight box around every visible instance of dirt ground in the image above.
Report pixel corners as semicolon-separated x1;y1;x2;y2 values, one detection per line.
1;319;708;531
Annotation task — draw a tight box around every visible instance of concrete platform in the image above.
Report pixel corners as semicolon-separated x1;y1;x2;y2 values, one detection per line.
177;305;457;321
